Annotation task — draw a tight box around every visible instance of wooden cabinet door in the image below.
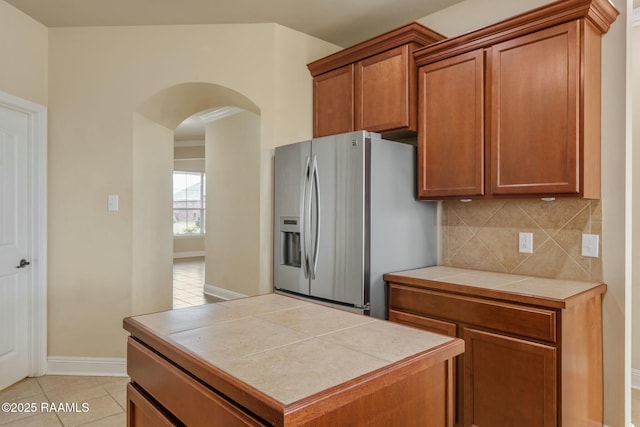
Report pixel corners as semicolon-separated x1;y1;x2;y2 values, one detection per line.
127;383;177;427
463;328;557;427
417;49;485;199
313;65;354;137
355;45;414;134
489;21;579;195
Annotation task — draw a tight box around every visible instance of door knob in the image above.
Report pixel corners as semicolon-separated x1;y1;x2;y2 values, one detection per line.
16;259;30;269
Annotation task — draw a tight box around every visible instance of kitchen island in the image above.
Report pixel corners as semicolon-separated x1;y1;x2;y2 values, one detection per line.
123;293;464;426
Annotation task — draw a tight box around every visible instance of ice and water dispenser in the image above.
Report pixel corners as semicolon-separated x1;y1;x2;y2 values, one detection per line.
279;217;301;268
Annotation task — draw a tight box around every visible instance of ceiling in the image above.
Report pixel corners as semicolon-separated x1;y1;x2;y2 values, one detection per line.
5;0;464;47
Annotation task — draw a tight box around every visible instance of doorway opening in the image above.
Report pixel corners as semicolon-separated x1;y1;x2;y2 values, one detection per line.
134;82;262;314
172;111;215;308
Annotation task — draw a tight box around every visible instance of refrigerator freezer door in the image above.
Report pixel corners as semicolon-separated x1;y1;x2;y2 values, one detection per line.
309;132;366;306
274;140;312;295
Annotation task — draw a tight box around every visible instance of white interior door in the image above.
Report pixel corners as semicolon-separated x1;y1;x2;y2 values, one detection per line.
0;103;30;389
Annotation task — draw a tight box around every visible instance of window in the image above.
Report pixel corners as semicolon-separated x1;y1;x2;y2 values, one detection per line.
173;171;205;235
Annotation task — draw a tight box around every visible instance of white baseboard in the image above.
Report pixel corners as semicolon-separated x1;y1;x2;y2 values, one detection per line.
633;368;640;390
47;356;127;377
204;284;246;300
173;251;205;259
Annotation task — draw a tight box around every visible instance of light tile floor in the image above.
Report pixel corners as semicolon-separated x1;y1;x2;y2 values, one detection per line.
0;258;222;426
172;257;221;308
0;376;128;426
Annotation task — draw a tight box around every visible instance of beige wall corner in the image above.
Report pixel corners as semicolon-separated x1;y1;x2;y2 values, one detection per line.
0;0;48;105
600;2;631;424
132;113;174;315
632;15;640;382
205;110;261;297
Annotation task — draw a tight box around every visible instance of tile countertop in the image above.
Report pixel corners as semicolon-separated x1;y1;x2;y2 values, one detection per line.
384;266;607;309
124;293;462;406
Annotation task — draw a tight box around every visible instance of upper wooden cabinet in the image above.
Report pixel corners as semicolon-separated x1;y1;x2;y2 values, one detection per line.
414;0;618;200
313;65;355;138
418;49;485;198
308;23;444;139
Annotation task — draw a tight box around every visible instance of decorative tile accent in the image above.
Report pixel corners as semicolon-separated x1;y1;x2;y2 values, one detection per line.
442;199;603;282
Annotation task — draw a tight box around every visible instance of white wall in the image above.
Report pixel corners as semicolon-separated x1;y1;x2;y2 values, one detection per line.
419;0;631;425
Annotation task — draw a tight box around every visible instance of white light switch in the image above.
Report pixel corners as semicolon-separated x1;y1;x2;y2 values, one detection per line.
108;194;119;212
519;232;533;254
582;234;599;258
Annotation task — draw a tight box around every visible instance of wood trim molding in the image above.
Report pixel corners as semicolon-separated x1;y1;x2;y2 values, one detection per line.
414;0;619;66
203;284;247;300
173;250;205;259
47;356;127;377
308;22;445;76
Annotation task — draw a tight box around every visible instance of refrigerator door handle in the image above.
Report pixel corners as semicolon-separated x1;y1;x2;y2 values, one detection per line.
301;156;311;279
310;155;320;280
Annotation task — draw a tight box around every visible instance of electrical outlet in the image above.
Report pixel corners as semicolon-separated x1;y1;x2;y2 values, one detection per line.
582;234;599;258
519;232;533;254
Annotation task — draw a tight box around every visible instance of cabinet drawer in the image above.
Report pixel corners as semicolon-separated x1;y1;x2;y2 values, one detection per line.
389;309;457;337
127;338;265;427
389;284;556;342
127;383;177;427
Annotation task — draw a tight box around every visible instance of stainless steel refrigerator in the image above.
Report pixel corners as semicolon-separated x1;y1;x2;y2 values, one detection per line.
273;131;436;318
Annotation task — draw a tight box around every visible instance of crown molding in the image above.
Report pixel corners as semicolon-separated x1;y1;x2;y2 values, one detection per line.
198;106;244;123
174;139;205;147
415;0;619;66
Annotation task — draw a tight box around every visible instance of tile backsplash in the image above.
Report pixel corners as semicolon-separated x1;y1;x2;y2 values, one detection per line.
441;198;602;282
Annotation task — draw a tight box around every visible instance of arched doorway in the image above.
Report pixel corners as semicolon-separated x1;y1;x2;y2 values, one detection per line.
132;82;261;315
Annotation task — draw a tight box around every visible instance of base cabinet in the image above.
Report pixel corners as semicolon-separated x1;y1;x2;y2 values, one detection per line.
388;280;604;427
464;328;556;427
